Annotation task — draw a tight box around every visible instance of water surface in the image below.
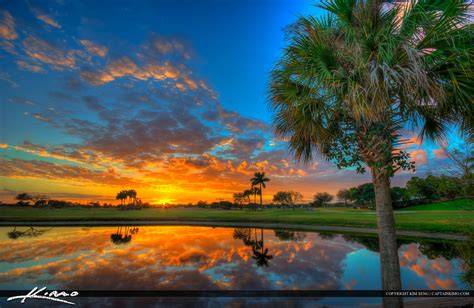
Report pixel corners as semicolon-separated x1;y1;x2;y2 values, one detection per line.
0;226;469;307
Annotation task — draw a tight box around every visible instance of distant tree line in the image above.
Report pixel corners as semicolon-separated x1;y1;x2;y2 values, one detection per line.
8;189;150;209
12;193;117;208
337;174;473;209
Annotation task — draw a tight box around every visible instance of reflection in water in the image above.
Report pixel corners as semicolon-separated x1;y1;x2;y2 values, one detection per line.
274;230;306;242
7;227;51;239
110;226;139;245
0;226;471;306
234;228;273;267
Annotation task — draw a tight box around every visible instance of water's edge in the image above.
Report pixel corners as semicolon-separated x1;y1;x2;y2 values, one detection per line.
0;220;468;241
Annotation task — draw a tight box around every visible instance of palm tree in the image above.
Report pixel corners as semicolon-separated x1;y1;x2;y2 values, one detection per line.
270;1;472;306
249;186;260;210
128;189;137;206
243;189;252;209
116;191;125;206
233;192;245;210
250;172;270;210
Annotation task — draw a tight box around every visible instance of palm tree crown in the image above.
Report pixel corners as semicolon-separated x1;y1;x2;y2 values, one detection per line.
271;0;472;168
251;172;270;210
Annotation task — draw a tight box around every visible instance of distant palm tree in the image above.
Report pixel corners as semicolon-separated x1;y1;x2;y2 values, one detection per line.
251;172;269;210
116;191;127;205
233;192;245;210
128;190;137;205
249;187;260;210
243;189;252;208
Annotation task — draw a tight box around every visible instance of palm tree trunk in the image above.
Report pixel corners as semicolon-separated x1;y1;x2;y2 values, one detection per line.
371;167;403;308
259;183;263;210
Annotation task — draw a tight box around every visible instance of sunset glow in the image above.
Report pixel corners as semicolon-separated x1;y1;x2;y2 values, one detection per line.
0;1;465;204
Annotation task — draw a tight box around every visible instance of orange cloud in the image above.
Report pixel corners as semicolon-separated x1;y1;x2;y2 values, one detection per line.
23;36;76;69
16;60;45;73
31;8;61;28
32;113;50;122
80;56;195;90
433;148;447;159
0;10;17;40
410;149;427;165
80;40;108;57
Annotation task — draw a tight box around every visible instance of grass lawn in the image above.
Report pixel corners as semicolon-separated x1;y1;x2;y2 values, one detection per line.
1;199;472;234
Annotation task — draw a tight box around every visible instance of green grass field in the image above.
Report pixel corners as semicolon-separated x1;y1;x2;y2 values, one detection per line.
1;199;472;234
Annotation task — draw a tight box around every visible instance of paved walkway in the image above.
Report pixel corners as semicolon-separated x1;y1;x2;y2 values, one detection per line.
0;220;468;240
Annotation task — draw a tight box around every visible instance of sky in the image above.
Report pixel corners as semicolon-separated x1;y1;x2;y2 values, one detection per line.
0;0;466;205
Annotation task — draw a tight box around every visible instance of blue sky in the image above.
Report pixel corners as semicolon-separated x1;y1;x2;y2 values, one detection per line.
0;0;466;204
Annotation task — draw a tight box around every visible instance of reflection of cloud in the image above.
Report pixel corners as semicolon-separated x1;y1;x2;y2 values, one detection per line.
0;10;17;40
399;243;459;290
0;227;465;299
0;227;356;292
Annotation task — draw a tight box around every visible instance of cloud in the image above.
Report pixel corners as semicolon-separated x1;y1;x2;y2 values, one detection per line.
0;10;17;40
9;96;36;106
433;148;447;159
32;113;50;122
80;40;108;57
147;35;191;59
16;60;45;73
31;8;61;28
410;149;427;165
0;40;16;54
22;35;77;69
0;157;139;187
0;73;18;87
80;56;196;90
80;69;114;86
78;36;204;92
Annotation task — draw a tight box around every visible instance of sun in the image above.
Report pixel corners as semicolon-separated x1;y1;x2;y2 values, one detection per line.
151;198;175;206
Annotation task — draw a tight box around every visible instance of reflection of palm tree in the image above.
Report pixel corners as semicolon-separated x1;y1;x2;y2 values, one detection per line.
110;226;139;245
251;229;272;267
233;228;273;266
252;246;273;267
233;228;254;246
7;227;51;239
7;227;22;239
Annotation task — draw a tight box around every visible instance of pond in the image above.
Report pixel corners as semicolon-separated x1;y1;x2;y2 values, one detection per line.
0;226;470;306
